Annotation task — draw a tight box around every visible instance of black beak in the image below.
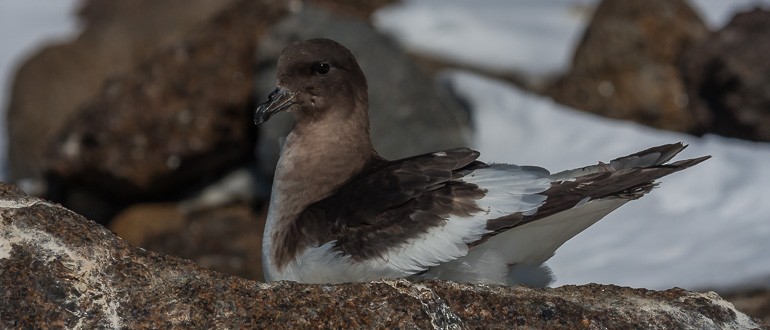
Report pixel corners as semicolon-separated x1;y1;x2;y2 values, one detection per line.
254;87;296;125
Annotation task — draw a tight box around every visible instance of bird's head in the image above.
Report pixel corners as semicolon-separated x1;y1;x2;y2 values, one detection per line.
254;38;368;126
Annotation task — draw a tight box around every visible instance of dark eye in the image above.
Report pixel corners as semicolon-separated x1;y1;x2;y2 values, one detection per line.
312;62;330;75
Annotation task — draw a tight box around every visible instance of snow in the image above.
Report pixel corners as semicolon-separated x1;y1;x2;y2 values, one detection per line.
2;1;769;291
373;0;594;79
374;0;770;79
446;71;770;290
0;0;81;180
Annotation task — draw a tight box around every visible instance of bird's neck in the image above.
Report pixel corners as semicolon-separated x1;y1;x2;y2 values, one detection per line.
263;103;377;279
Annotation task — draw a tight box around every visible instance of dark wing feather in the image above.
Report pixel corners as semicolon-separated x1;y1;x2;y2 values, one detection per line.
295;148;487;261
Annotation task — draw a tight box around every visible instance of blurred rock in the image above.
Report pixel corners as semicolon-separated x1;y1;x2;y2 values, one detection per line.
109;202;186;246
255;5;471;175
7;0;238;185
547;0;707;132
45;1;283;210
1;182;766;328
680;8;770;142
110;202;265;281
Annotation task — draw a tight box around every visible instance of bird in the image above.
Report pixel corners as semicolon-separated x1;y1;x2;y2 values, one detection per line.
254;38;710;286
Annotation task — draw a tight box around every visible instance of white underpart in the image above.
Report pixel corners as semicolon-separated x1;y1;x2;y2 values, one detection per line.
422;197;627;285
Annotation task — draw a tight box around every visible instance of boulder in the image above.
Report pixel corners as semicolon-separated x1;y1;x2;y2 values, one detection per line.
680;8;770;142
6;0;238;184
255;5;471;175
44;1;284;207
547;0;708;132
0;182;766;329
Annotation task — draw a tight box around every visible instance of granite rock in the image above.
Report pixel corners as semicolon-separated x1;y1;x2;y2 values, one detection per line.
1;182;766;329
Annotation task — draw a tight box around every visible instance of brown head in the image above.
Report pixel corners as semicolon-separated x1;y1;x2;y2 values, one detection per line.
254;38;369;126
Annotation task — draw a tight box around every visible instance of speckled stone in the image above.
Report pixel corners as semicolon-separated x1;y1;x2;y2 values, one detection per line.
1;182;766;329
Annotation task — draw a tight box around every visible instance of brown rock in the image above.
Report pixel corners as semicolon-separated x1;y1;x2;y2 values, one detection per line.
45;1;285;202
109;202;186;246
110;202;265;281
547;0;708;132
7;0;238;183
1;182;767;329
680;8;770;142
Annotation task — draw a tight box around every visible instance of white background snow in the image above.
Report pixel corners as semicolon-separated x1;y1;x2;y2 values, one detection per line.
1;0;768;291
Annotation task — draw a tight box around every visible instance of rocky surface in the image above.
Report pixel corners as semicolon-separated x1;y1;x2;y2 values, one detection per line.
547;0;707;133
680;8;770;142
254;5;471;175
1;182;767;329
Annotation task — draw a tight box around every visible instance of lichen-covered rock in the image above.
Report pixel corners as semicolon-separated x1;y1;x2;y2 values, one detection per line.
680;8;770;142
1;182;766;329
547;0;707;132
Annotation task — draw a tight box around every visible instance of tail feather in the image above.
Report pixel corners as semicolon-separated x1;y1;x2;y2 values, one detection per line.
549;142;705;181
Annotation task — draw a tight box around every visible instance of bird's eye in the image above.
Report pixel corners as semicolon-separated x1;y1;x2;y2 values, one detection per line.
312;62;330;75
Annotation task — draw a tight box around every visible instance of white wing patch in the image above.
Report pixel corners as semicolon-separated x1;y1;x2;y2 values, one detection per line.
463;164;551;217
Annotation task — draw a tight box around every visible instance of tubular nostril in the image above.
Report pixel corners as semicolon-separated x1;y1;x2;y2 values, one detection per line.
268;88;281;102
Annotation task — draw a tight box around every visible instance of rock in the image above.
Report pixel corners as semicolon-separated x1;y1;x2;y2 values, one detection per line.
547;0;708;132
1;182;767;329
110;202;265;281
720;287;770;326
6;0;238;184
255;5;471;175
45;1;285;208
680;8;770;142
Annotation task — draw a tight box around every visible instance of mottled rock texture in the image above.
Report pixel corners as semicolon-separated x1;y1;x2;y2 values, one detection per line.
1;183;766;329
680;8;770;142
548;0;707;132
